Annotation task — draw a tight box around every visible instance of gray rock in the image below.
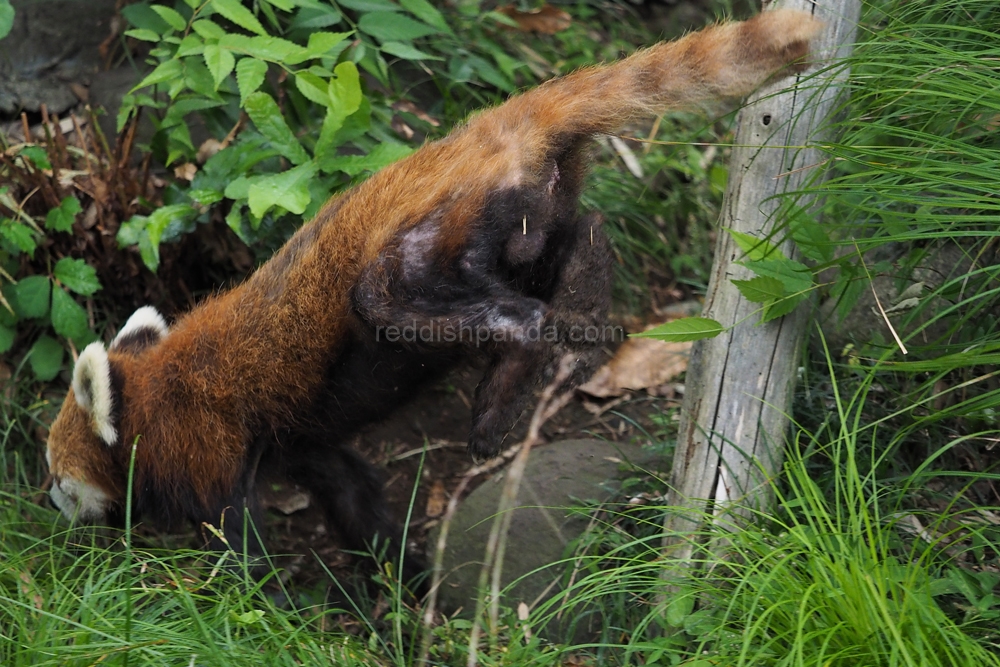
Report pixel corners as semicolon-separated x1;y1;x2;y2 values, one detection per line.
431;438;660;643
0;0;118;115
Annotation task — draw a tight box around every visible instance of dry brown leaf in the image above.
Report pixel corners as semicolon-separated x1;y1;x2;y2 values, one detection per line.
197;138;224;164
173;163;198;181
425;480;447;518
498;4;572;34
578;337;692;398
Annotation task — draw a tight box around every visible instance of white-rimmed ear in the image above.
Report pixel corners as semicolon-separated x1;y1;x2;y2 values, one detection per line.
110;306;168;353
73;342;118;446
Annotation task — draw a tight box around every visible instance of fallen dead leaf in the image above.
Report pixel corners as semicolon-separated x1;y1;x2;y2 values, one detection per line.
578;337;692;398
174;163;198;181
426;480;447;518
498;4;572;34
197;138;224;164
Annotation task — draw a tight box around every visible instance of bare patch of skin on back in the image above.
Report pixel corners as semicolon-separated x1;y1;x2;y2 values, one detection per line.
400;222;440;283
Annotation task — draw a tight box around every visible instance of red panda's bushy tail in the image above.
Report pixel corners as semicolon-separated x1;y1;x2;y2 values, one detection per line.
472;9;823;145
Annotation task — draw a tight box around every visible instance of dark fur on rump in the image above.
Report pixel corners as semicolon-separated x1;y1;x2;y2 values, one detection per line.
44;10;822;592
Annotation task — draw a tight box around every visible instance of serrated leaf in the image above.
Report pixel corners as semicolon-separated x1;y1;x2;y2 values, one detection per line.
54;258;101;296
236;58;268;105
380;41;441;61
320;142;411;176
302;31;351;60
132;58;184;93
328;61;361;116
192;19;225;39
0;323;14;354
247;162;317;218
399;0;451;33
244;92;309;164
0;0;14;41
633;317;724;343
339;0;400;11
1;220;37;255
176;33;205;57
29;335;64;381
739;258;813;295
203;43;236;89
219;33;307;62
151;4;187;31
263;0;294;10
295;72;330;107
51;287;90;341
11;275;51;319
290;5;342;30
45;196;82;232
732;276;785;303
122;2;170;33
761;293;807;323
791;217;833;263
727;229;783;261
211;0;267;35
19;145;52;170
357;12;439;42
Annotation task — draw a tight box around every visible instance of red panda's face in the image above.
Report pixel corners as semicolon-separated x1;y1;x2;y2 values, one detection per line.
45;306;169;525
46;388;125;523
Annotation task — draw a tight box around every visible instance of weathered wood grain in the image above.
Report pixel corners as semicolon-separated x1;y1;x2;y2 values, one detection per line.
663;0;861;558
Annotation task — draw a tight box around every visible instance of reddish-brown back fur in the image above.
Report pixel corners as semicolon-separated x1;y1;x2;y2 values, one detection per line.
46;8;821;528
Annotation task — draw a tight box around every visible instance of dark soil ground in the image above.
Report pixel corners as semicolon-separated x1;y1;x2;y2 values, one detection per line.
253;357;678;598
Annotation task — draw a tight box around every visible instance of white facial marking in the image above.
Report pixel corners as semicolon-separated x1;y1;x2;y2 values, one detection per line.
50;476;110;523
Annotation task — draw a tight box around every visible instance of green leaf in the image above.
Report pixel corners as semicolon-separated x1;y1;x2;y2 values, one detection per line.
295;72;330;107
791;217;833;263
739;258;813;295
314;98;370;167
211;0;267;35
328;61;361;116
666;594;694;628
732;276;786;303
303;31;351;60
263;0;294;10
320;142;411;176
289;5;342;30
29;335;63;381
380;41;441;61
176;33;205;57
633;317;724;343
12;275;51;319
247;162;317;218
219;33;307;62
727;229;783;261
236;58;268;105
132;59;185;93
45;196;83;232
51;287;90;341
357;12;439;42
203;44;236;89
146;204;198;251
0;220;37;256
122;3;170;33
761;293;807;323
339;0;399;11
151;4;187;31
54;258;101;296
0;323;14;355
19;145;52;170
399;0;450;33
192;19;225;40
244;92;309;164
0;0;14;41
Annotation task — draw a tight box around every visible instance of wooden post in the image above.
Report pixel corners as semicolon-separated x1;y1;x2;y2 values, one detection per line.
663;0;860;558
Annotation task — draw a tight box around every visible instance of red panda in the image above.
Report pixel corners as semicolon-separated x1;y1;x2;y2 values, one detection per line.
44;10;822;586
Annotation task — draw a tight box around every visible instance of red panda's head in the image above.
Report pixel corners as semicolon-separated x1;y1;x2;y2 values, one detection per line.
46;306;169;524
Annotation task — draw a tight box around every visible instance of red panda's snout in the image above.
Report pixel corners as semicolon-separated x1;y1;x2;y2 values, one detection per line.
46;397;124;524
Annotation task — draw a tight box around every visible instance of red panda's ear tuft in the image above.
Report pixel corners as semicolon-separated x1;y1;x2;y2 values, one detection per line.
72;342;118;447
110;306;168;354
